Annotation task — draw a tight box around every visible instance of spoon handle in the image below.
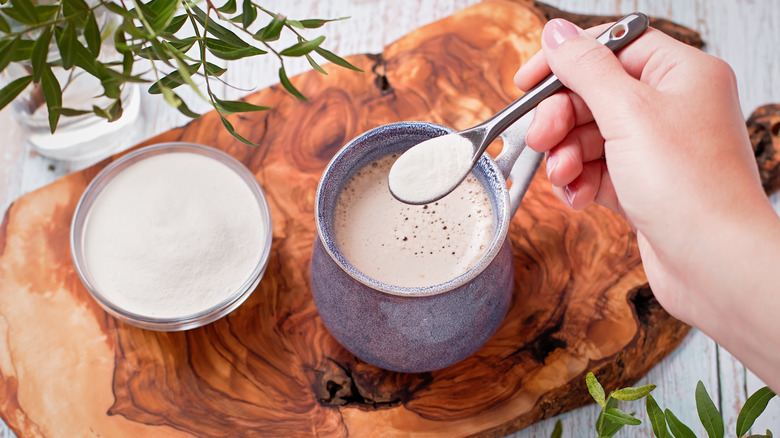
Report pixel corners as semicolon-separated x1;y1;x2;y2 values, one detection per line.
478;12;650;148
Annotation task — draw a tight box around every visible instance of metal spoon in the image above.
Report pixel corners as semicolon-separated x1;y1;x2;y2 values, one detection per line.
388;12;650;205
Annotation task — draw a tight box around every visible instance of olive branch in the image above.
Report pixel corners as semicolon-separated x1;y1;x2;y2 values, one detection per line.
549;372;776;438
0;0;361;145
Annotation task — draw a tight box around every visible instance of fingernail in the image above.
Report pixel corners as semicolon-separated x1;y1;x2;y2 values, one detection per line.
544;19;579;49
564;184;575;206
546;154;558;178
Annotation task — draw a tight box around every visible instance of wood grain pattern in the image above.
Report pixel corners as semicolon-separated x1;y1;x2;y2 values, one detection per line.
0;1;775;437
751;104;780;193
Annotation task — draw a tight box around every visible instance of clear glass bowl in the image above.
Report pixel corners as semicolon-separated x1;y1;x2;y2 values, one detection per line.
70;142;273;331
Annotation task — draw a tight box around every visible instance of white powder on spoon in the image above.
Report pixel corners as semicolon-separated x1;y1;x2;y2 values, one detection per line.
388;134;475;204
83;152;266;319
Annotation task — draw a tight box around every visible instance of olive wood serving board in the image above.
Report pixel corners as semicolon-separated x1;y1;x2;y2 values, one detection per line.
1;0;778;436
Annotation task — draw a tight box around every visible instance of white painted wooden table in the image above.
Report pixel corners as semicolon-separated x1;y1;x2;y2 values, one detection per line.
1;1;778;436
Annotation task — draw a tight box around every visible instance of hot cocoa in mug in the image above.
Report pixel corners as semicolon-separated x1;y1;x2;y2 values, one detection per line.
311;120;541;372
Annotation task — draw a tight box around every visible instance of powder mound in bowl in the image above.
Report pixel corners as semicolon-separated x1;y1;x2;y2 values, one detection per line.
72;144;272;329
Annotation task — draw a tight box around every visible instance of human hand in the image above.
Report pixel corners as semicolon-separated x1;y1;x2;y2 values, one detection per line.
514;19;780;390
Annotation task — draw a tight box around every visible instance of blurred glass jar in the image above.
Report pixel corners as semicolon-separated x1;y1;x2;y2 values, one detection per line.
0;7;141;162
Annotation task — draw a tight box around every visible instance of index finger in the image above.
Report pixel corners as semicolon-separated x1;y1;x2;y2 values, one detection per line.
514;24;609;91
514;25;696;90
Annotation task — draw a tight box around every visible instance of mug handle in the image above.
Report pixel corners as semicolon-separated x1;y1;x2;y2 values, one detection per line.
494;111;543;216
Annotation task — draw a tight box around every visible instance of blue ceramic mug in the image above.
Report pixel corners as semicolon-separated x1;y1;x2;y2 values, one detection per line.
311;119;541;373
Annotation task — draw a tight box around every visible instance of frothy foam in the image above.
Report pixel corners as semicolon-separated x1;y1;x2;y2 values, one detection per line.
333;154;494;288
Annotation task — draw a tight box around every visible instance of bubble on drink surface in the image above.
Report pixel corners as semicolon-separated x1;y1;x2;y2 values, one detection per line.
333;154;494;288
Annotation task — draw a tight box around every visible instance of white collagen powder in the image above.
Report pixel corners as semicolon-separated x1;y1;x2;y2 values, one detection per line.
388;134;475;204
83;152;266;319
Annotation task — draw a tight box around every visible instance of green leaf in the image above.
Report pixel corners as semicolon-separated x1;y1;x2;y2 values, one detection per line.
191;6;248;48
138;38;173;61
148;69;188;94
204;37;265;60
122;52;134;76
138;40;178;61
314;46;363;71
586;372;606;408
737;387;776;437
32;28;54;82
171;55;204;100
0;11;9;32
219;114;255;146
84;11;101;57
254;13;284;42
602;422;626;437
104;2;135;21
164;14;188;34
0;37;19;73
55;23;78;69
1;4;53;24
286;18;302;28
7;38;33;62
92;104;111;120
0;7;28;25
0;75;32;111
305;52;327;74
148;0;179;32
696;381;724;438
39;64;62;133
167;37;198;53
550;419;562;438
92;99;123;122
122;20;151;39
159;38;197;62
612;385;656;401
203;62;227;76
34;4;59;22
212;97;269;115
216;0;235;14
8;0;38;25
100;67;147;85
159;84;180;106
646;394;669;438
62;0;89;25
139;37;197;60
665;409;697;438
296;17;347;29
604;408;642;426
148;62;224;94
279;35;325;57
172;93;200;118
71;39;103;79
51;107;92;117
62;0;89;17
100;77;121;99
596;398;623;436
114;27;130;53
107;99;123;121
278;66;306;101
241;0;255;29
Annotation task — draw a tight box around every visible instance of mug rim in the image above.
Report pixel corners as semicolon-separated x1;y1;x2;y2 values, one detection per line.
314;121;512;297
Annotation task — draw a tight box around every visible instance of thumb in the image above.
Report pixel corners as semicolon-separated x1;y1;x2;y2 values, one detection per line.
541;19;641;120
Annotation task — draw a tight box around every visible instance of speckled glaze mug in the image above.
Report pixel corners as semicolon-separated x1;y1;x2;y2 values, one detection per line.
311;119;541;373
